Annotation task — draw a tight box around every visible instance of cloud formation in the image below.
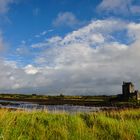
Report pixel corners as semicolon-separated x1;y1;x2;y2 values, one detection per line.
0;19;136;95
97;0;140;15
53;12;80;27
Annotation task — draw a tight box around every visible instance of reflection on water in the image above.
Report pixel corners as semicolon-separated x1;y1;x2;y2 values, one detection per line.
0;100;111;112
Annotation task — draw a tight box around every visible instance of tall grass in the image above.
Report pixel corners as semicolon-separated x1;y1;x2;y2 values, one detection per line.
0;109;140;140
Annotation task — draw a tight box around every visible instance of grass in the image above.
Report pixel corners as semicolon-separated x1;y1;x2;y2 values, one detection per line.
0;94;111;101
2;94;140;107
0;94;112;106
0;109;140;140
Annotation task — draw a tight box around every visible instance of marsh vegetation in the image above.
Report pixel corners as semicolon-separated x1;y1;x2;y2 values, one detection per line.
0;109;140;140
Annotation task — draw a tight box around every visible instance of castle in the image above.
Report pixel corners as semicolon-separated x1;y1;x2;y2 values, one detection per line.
122;82;140;100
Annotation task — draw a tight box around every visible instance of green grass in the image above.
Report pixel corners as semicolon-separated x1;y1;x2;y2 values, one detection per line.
0;109;140;140
0;93;112;101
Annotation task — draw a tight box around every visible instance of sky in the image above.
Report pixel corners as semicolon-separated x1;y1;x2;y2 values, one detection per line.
0;0;140;95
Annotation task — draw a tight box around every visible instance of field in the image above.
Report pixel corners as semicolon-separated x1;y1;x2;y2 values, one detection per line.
0;94;114;106
1;93;139;107
0;109;140;140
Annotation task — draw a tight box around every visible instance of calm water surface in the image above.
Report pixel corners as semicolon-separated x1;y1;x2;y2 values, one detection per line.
0;100;113;112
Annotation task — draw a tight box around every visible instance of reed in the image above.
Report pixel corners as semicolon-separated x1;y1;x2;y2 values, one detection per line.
0;108;140;140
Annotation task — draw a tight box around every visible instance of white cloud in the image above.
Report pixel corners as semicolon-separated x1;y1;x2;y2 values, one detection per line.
1;19;140;95
128;23;140;36
53;12;80;27
27;19;140;95
32;36;62;48
34;29;53;38
97;0;140;15
24;65;39;75
33;19;126;49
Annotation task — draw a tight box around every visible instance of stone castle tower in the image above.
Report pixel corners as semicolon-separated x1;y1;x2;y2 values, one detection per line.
122;82;140;100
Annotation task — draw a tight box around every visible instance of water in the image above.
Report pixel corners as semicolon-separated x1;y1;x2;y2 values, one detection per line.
0;100;112;112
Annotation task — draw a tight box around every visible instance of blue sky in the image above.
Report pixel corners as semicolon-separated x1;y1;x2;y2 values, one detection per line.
0;0;140;95
2;0;140;65
4;0;99;48
3;0;101;65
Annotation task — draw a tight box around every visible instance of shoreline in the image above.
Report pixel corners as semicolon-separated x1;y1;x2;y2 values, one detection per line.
0;97;140;111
